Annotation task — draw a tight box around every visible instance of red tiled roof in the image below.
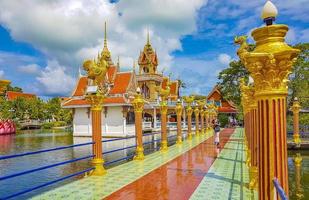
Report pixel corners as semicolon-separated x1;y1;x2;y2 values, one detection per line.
62;97;127;107
107;66;117;83
109;72;132;94
6;91;36;101
218;107;237;113
72;77;87;96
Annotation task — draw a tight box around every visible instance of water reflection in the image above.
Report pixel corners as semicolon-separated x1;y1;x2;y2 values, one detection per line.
288;151;309;200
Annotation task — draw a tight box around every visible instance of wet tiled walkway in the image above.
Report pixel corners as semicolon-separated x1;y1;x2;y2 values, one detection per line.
32;128;256;200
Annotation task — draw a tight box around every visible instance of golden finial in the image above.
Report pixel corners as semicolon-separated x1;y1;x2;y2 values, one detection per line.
147;27;150;45
133;59;136;73
117;56;120;71
104;21;107;48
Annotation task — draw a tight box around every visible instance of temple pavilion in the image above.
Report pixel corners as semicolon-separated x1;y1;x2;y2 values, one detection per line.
62;25;179;137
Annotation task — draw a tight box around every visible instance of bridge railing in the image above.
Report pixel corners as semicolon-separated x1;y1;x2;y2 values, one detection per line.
0;131;180;199
273;178;288;200
0;142;95;200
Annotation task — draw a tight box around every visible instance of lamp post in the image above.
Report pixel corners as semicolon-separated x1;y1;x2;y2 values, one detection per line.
292;97;301;147
204;109;209;133
184;96;194;140
132;87;145;160
198;100;205;135
235;1;300;198
175;99;183;145
83;58;109;176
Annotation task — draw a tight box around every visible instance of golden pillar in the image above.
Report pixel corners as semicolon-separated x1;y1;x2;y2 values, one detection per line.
194;105;200;136
0;80;10;95
235;2;300;198
205;110;209;131
160;100;168;151
132;88;145;160
240;79;258;189
156;80;171;152
176;100;183;144
292;98;301;146
87;94;106;176
198;100;206;135
184;96;194;140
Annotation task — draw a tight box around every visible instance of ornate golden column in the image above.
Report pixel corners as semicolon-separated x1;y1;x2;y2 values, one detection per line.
198;100;205;135
175;100;183;144
83;58;109;176
194;104;200;136
235;2;300;198
240;79;258;189
87;94;106;175
0;80;10;95
292;98;301;146
156;81;171;152
132;88;145;160
184;96;194;140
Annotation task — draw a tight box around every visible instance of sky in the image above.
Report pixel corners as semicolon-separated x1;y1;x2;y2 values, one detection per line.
0;0;308;98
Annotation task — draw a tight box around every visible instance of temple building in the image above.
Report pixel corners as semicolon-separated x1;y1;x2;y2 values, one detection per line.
62;25;179;137
207;85;237;114
6;91;36;101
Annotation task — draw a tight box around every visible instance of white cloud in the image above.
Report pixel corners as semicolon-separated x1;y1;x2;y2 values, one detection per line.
0;70;4;79
17;64;41;75
0;0;206;71
218;53;231;65
36;60;75;96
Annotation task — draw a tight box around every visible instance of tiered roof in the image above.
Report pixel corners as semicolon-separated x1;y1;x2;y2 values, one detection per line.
207;85;237;113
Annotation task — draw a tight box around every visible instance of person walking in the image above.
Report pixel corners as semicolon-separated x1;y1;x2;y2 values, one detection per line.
213;119;220;146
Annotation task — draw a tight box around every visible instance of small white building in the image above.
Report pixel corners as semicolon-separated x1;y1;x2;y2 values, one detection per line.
62;27;180;137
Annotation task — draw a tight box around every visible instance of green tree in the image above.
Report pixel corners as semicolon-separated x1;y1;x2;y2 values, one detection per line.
288;43;309;108
6;84;23;92
217;60;249;107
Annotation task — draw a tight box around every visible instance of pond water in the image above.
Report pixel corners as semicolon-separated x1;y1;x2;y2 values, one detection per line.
0;130;307;199
0;129;175;199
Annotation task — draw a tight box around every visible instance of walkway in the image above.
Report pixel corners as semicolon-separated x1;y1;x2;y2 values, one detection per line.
32;128;256;200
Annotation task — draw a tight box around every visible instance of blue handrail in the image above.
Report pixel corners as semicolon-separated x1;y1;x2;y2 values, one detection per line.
105;154;134;166
273;178;288;200
2;167;94;200
0;154;94;181
103;145;137;155
0;142;94;160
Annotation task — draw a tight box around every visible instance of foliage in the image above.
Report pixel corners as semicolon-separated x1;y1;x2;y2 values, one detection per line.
0;96;72;125
217;60;250;107
218;113;229;127
288;43;309;108
6;84;23;92
218;43;308;111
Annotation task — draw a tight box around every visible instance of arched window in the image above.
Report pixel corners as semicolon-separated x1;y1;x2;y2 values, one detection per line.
143;67;149;73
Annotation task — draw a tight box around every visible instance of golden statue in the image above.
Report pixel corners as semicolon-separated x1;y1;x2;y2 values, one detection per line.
156;81;171;101
83;59;108;93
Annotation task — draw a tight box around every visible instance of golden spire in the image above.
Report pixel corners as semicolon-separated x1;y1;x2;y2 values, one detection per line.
104;21;107;48
133;59;136;74
117;56;120;71
147;27;150;45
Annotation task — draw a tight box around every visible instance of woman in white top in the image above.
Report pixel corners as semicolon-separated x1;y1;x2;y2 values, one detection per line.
213;119;220;146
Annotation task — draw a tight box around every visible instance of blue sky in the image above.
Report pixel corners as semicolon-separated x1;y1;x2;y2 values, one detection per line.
0;0;308;98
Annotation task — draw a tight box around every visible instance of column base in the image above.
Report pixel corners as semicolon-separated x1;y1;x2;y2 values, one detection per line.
91;158;106;176
188;133;193;140
134;146;145;160
249;166;258;190
160;140;168;152
293;134;301;146
176;136;182;145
